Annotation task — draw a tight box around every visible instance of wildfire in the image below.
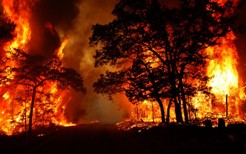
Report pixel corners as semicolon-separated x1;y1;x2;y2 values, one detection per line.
0;0;75;135
0;0;245;135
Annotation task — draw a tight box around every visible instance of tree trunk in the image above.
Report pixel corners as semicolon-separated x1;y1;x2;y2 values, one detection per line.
156;97;165;124
166;98;172;124
174;97;183;123
28;86;36;136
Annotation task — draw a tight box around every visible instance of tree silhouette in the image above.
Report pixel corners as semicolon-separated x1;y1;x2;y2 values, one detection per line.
6;49;85;135
90;0;239;124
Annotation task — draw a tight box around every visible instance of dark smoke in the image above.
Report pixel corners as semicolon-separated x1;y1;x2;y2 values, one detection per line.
32;0;80;31
28;0;80;56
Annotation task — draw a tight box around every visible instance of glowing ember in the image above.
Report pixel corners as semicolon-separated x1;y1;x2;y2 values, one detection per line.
2;92;10;100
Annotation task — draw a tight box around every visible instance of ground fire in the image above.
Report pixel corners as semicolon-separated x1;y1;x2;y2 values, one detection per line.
0;0;245;136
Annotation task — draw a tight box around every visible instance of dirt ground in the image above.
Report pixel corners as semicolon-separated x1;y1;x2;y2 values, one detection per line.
0;123;245;154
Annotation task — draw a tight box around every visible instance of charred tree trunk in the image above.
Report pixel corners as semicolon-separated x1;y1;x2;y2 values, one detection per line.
156;97;165;124
28;86;36;136
174;97;183;123
166;98;172;124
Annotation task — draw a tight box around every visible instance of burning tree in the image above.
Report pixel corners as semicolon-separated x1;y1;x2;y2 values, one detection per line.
1;49;85;135
90;0;241;124
0;0;87;135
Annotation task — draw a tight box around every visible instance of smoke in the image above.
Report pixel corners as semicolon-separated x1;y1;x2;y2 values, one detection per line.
27;0;132;123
